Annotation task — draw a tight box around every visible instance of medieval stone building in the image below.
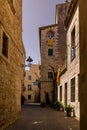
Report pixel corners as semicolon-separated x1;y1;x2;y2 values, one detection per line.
58;0;80;119
23;64;40;103
0;0;25;129
39;2;69;104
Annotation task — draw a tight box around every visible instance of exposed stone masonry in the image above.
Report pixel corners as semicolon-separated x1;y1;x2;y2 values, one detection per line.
39;2;70;103
0;0;25;129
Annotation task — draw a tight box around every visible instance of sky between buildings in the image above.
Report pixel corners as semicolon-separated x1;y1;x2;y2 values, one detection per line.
22;0;70;64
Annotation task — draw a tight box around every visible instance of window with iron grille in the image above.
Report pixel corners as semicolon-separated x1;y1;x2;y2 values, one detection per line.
71;26;75;61
60;86;62;101
71;77;75;102
48;72;53;79
2;32;8;58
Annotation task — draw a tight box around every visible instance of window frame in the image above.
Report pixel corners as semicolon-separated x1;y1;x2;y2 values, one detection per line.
2;32;9;58
48;72;53;79
60;86;62;101
71;26;76;61
28;84;32;91
28;75;32;80
71;77;75;102
48;48;53;56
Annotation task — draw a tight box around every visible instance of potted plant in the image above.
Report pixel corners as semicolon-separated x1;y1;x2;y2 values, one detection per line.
65;104;74;117
53;101;63;111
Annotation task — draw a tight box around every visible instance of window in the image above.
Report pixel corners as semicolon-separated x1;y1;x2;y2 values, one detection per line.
8;0;15;14
28;75;31;80
2;32;8;58
78;75;80;102
47;31;54;39
28;85;32;90
48;72;53;79
60;86;62;101
48;49;53;56
71;26;75;60
28;95;31;100
71;77;75;102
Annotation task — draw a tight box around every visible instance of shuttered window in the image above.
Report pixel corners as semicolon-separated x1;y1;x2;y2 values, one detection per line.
71;26;75;61
71;77;75;102
60;86;62;101
48;49;53;56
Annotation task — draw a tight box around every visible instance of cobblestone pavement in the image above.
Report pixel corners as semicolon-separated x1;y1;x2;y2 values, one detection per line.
5;104;80;130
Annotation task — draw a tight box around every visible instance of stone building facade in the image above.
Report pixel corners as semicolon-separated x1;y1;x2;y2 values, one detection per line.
79;0;87;129
0;0;25;129
58;0;80;119
23;64;40;103
39;2;69;104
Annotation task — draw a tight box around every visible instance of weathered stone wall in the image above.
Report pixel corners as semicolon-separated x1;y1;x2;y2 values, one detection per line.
55;2;70;62
0;0;25;129
58;6;80;119
79;0;87;129
23;64;40;103
39;2;69;104
40;25;59;103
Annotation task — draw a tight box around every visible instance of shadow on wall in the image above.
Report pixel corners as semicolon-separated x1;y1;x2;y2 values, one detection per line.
21;95;26;105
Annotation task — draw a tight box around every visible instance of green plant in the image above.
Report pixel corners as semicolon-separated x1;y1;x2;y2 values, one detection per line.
53;101;63;110
65;104;73;112
65;104;74;117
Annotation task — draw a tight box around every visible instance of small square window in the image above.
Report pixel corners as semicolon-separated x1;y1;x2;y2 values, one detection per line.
48;49;53;56
28;75;31;80
2;32;8;58
48;72;53;79
28;85;32;90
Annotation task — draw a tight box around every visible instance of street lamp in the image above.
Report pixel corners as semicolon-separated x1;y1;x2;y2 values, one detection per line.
26;56;33;67
21;56;33;93
21;56;33;68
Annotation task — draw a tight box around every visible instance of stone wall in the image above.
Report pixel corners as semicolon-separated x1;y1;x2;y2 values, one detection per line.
58;6;80;119
39;2;69;104
79;0;87;129
0;0;25;129
23;64;40;103
39;25;59;103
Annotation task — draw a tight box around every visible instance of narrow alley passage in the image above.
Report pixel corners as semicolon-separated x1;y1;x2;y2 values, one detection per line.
5;104;80;130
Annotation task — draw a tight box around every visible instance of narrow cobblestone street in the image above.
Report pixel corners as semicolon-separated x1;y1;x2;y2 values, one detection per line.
5;104;80;130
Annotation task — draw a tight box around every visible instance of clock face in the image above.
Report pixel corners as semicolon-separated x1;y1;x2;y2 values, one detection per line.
47;31;54;46
48;33;54;39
